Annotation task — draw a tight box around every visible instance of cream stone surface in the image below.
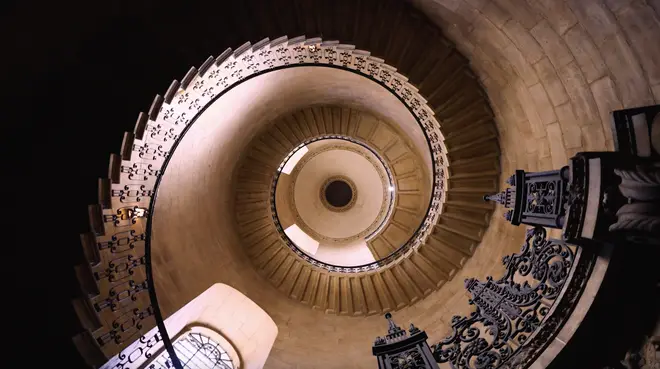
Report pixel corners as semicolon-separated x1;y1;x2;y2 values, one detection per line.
102;284;276;369
161;284;278;369
416;0;660;177
148;1;660;367
150;67;493;368
314;240;377;266
291;141;387;241
151;103;510;368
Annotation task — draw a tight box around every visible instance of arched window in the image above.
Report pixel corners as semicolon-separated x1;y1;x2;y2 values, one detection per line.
147;327;239;369
98;284;277;369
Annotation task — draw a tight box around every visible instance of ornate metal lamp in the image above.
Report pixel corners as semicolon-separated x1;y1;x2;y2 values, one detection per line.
372;313;439;369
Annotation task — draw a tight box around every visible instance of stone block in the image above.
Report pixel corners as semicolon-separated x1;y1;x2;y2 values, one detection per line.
606;139;616;150
600;32;655;106
502;43;540;87
533;57;570;106
537;155;554;171
430;1;473;33
531;20;574;69
465;0;488;10
581;123;608;151
502;19;545;63
455;1;481;25
525;135;540;155
555;103;584;149
616;1;660;85
563;25;608;83
445;25;476;58
565;147;582;160
653;84;660;103
494;0;543;29
471;46;511;86
557;61;601;125
567;0;619;46
481;0;511;28
605;0;634;12
528;83;558;124
529;0;578;35
590;75;622;144
515;82;547;138
546;123;569;168
538;135;551;158
500;83;530;125
472;16;512;50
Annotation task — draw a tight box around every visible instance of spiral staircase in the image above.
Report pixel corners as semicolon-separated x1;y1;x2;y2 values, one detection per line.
42;0;660;368
236;104;494;315
60;0;660;368
72;0;501;361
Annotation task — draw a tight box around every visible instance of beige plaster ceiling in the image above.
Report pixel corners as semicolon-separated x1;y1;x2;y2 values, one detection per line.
289;139;391;242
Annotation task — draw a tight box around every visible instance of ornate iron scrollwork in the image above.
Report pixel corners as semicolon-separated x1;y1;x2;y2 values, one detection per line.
485;169;569;229
391;350;426;369
373;313;439;369
432;227;576;369
525;180;558;215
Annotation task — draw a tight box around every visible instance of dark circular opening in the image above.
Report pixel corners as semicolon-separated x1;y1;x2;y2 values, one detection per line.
325;180;353;208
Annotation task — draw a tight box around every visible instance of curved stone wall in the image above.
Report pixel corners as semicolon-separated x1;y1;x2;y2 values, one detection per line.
411;0;660;176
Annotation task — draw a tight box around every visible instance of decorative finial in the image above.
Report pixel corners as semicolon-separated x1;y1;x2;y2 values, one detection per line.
484;192;505;205
385;313;403;335
409;323;420;335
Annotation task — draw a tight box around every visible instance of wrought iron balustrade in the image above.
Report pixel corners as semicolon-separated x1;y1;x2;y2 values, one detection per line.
431;227;595;369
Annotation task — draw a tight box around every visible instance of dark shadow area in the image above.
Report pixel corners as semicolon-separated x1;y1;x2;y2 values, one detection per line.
13;1;250;367
549;243;660;369
14;0;384;366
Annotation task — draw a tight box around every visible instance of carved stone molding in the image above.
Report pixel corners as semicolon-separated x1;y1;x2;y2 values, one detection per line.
285;138;394;245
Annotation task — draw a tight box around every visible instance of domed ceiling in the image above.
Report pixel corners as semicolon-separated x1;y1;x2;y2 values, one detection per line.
244;108;432;272
289;140;392;243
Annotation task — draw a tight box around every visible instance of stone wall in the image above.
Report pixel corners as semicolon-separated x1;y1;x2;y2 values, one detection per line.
411;0;660;176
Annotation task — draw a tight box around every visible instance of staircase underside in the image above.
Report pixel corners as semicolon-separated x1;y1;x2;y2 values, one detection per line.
70;0;504;366
236;105;498;315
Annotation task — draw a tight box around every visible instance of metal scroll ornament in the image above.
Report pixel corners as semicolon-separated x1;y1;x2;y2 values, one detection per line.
391;350;426;369
431;227;575;369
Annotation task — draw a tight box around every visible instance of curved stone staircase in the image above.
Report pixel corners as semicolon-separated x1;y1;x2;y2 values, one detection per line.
71;0;502;365
237;107;436;315
241;107;431;257
235;102;506;315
